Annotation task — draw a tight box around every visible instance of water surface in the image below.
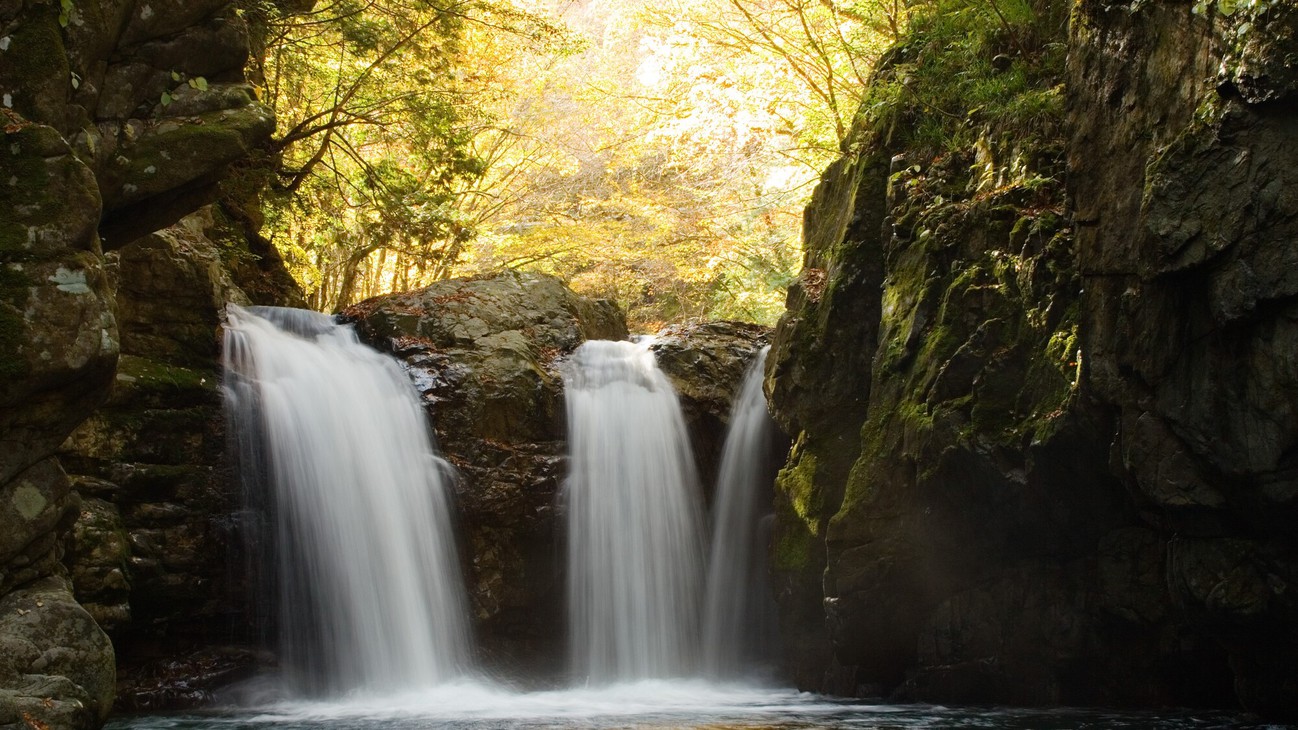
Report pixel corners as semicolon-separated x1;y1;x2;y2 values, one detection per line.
108;680;1284;730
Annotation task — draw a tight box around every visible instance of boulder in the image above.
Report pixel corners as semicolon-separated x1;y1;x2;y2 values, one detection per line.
0;576;115;728
650;320;772;491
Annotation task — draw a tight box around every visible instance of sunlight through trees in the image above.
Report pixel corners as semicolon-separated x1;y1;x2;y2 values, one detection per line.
250;0;899;327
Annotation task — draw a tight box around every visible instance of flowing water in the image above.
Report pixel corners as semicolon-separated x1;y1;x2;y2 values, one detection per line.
223;305;471;696
702;346;780;677
562;339;706;681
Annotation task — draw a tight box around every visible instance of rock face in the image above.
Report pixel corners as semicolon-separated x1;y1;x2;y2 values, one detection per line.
765;0;1298;720
59;206;301;711
0;0;279;724
344;271;627;675
651;321;773;491
1069;0;1298;718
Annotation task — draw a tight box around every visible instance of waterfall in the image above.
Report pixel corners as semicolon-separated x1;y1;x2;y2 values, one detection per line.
562;339;705;682
702;346;779;678
223;304;472;697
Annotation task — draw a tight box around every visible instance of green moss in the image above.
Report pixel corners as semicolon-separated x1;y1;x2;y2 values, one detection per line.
862;0;1069;161
0;11;70;122
776;440;823;534
0;306;26;379
0;153;50;262
773;523;815;572
115;355;216;393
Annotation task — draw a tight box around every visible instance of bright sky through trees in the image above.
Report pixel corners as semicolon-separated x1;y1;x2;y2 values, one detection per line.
256;0;897;328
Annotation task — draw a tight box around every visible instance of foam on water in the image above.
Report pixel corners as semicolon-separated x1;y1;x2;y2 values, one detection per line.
108;679;1274;730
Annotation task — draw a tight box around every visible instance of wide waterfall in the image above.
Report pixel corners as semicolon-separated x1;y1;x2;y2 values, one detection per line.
222;305;472;696
562;339;706;682
701;346;779;677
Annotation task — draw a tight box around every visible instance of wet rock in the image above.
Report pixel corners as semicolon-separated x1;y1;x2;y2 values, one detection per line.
58;206;301;712
0;113;117;728
765;0;1298;716
650;321;771;489
2;0;286;722
1070;0;1298;717
114;646;262;713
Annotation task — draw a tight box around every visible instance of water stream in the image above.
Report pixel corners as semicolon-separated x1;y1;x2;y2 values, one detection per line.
561;338;706;681
702;346;780;677
223;305;471;696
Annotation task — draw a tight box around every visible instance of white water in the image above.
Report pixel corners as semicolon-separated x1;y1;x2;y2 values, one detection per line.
222;305;471;696
702;346;779;677
562;339;706;681
112;679;1259;730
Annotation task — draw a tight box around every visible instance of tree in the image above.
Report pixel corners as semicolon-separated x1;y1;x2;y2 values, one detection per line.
250;0;569;311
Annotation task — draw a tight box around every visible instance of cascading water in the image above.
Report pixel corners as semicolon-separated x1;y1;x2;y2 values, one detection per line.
701;346;780;678
222;304;472;696
562;339;706;682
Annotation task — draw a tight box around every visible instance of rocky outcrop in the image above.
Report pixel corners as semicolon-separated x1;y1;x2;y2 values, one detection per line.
344;274;769;676
1;0;278;724
343;271;626;674
651;321;772;491
1069;0;1298;718
765;0;1298;720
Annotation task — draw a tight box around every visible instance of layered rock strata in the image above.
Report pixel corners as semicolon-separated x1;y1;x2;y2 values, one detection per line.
1;0;277;724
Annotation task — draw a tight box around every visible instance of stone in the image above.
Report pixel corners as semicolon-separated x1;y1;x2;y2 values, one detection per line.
344;272;767;675
1;1;293;721
0;576;115;729
650;320;772;489
762;0;1298;719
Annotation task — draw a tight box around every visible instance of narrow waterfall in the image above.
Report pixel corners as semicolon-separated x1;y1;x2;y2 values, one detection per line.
562;339;706;682
223;305;472;696
702;346;779;678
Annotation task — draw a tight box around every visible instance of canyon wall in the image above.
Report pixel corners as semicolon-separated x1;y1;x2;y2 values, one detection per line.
766;0;1298;719
0;0;285;723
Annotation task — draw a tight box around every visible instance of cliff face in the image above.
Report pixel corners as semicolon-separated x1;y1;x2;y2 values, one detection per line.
0;0;281;724
1069;0;1298;716
767;0;1298;719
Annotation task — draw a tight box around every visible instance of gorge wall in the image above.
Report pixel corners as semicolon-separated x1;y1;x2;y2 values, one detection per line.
1;0;290;724
767;0;1298;719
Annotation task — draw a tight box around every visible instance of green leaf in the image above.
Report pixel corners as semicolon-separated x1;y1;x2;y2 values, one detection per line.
160;91;173;107
172;70;182;82
58;0;72;27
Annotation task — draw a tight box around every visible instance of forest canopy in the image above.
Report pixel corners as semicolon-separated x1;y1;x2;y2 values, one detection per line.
249;0;905;328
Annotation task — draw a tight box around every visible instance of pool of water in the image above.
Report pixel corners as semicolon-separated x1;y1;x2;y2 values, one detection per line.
106;680;1287;730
